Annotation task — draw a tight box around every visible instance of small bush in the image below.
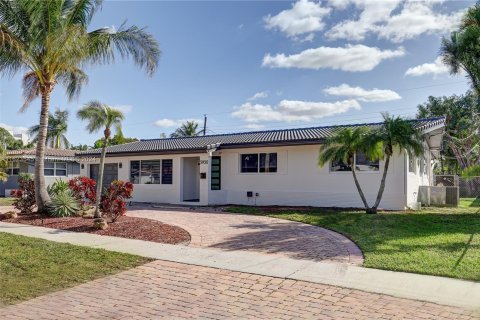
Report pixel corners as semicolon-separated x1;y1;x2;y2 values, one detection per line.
48;190;81;217
47;179;69;197
68;176;96;206
11;173;35;214
101;180;133;222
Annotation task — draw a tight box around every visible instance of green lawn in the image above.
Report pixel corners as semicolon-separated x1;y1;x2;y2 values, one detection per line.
0;197;14;206
0;233;150;305
226;199;480;282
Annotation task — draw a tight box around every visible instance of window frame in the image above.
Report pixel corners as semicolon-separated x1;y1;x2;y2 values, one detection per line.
239;153;278;174
211;156;221;190
130;159;173;185
6;161;20;176
44;162;67;177
329;153;380;174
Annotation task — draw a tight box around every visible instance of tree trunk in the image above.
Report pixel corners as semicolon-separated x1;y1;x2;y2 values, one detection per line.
351;167;370;211
371;155;391;214
94;129;110;218
35;88;52;212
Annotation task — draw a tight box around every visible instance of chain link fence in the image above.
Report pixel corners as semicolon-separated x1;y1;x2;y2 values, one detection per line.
434;175;480;198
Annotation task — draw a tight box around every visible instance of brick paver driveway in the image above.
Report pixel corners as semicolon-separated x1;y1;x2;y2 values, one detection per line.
127;206;363;265
0;260;476;320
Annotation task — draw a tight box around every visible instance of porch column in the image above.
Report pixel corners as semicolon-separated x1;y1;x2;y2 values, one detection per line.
199;154;210;205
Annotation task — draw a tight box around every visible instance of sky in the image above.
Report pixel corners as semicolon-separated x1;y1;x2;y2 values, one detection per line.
0;0;475;146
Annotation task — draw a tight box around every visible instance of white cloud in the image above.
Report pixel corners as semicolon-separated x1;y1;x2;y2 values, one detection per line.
264;0;330;40
326;0;463;43
247;91;269;101
0;123;29;134
154;118;201;128
244;124;266;130
324;84;401;102
327;0;401;41
262;44;405;72
378;2;464;43
404;57;450;77
232;99;361;123
112;105;133;113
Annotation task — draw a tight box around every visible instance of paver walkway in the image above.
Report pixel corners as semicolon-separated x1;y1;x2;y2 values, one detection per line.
127;205;363;265
0;260;478;320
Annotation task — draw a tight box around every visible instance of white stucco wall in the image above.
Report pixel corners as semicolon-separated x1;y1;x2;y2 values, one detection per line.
78;144;434;210
405;148;433;208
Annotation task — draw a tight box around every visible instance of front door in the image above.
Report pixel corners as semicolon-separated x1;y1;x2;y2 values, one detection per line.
90;163;118;191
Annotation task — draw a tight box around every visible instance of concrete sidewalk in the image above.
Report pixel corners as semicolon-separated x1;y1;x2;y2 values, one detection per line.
1;221;479;313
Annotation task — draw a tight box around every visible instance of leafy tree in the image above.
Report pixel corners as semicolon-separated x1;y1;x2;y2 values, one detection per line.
441;3;480;94
29;109;70;149
170;121;201;138
93;132;138;148
77;101;125;218
318;126;381;213
0;144;8;182
368;114;424;214
70;144;89;151
0;0;160;212
0;128;24;150
417;92;480;173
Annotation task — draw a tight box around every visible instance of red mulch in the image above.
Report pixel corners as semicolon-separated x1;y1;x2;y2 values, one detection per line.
2;213;191;245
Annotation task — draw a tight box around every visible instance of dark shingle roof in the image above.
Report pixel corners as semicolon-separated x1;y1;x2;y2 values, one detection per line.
7;148;77;161
78;117;445;156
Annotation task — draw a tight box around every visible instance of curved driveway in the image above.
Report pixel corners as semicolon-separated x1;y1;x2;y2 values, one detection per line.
127;206;363;265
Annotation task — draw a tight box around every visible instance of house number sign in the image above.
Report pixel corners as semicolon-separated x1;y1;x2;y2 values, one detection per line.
199;160;208;164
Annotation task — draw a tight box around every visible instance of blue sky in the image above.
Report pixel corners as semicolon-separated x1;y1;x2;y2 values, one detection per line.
0;0;474;145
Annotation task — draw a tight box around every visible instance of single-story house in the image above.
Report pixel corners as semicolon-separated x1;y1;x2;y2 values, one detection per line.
0;148;80;197
76;117;445;210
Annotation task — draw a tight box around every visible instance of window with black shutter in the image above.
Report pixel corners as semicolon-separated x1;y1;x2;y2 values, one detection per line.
211;156;221;190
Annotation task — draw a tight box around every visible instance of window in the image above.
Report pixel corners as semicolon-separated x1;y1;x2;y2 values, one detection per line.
240;153;277;173
44;162;67;176
162;159;173;184
211;156;221;190
6;162;19;175
330;153;379;172
355;153;379;172
130;159;173;184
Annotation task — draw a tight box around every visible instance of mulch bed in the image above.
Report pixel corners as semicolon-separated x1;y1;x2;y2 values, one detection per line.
2;214;191;245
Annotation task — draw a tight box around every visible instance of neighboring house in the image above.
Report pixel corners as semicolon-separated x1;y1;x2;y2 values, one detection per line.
0;148;80;197
77;117;445;210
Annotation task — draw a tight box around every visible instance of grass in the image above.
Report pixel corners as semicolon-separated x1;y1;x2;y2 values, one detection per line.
226;198;480;282
0;233;151;305
0;197;14;206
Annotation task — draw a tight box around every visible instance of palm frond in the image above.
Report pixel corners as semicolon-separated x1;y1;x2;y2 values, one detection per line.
20;71;41;111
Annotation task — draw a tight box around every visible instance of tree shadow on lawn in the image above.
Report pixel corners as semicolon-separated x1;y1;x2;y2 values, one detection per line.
222;209;480;273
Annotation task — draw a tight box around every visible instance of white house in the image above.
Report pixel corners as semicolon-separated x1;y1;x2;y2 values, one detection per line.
77;117;445;210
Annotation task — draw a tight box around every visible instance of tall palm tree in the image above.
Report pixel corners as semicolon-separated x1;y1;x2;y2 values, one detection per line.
441;3;480;94
318;127;382;212
368;114;424;214
77;101;125;218
0;0;160;212
29;109;70;149
170;121;201;138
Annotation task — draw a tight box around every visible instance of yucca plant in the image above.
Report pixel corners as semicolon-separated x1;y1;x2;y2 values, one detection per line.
47;179;70;197
49;190;81;217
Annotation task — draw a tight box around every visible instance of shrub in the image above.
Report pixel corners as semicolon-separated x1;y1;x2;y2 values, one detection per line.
68;176;96;206
11;173;35;214
47;179;69;197
101;180;133;222
48;190;81;217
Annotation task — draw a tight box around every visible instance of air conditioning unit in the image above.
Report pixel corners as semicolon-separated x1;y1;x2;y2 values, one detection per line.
418;186;459;207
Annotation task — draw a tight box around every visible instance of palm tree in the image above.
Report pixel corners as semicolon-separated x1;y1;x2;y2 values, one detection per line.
170;121;201;138
29;109;70;149
0;0;160;212
318;127;382;212
368;114;424;214
441;3;480;94
77;101;125;218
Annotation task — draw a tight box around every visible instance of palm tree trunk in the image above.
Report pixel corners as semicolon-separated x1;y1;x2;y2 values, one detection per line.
351;167;370;211
371;155;391;214
94;130;109;218
35;89;52;212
